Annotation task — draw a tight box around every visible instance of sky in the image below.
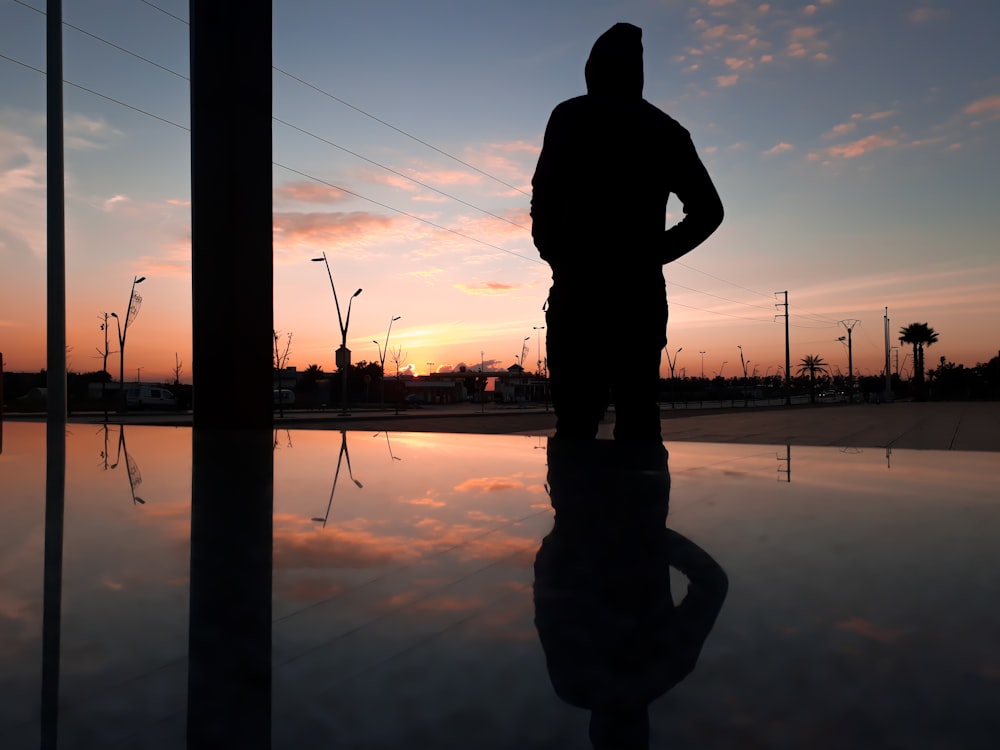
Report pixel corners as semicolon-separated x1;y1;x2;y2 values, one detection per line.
1;0;998;383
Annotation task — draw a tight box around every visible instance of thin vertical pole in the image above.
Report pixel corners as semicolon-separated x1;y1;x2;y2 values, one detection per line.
42;3;67;748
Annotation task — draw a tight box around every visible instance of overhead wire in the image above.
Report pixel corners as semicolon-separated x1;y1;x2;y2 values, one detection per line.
19;0;851;327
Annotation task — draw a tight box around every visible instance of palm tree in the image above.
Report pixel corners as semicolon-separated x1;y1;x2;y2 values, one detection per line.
898;322;938;396
796;354;829;404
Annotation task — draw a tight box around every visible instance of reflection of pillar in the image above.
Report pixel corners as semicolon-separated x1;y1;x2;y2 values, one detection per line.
188;430;272;748
188;4;273;748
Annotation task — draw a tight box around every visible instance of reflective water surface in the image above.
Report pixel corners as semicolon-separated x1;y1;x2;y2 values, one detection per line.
1;422;998;748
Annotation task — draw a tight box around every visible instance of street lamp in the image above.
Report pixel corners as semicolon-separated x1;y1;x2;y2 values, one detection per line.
533;326;545;376
665;346;682;379
738;345;747;379
112;275;146;412
373;315;401;408
519;336;530;369
699;351;706;379
312;252;362;415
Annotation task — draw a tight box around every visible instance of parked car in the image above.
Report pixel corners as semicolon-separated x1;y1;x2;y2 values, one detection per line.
125;385;178;409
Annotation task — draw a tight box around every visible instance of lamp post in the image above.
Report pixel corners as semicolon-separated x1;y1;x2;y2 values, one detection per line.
699;351;706;379
533;326;545;376
665;346;682;379
312;252;362;415
519;336;530;369
112;275;146;412
373;315;400;408
738;345;747;379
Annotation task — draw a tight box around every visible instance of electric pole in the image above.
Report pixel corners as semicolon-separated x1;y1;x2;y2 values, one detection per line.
775;291;790;405
839;319;859;402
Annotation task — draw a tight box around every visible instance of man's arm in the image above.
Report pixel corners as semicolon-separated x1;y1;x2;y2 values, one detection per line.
661;137;724;265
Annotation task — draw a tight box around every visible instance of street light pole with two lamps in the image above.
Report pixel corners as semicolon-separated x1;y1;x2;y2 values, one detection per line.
111;275;146;413
373;315;401;408
311;252;362;415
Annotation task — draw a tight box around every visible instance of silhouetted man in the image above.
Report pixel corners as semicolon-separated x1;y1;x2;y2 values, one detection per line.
531;22;723;441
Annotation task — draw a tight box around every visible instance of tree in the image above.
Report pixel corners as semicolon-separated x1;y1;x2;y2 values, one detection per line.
796;354;829;404
389;345;408;378
898;322;938;397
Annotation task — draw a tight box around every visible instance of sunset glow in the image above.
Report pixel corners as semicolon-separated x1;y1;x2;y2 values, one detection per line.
1;1;998;383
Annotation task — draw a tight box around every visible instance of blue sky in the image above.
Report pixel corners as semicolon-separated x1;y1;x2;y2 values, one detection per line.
1;0;998;382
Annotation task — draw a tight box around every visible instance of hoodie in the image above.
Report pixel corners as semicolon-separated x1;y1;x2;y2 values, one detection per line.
530;23;723;295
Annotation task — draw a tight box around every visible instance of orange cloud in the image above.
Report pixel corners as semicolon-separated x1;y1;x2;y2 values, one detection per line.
825;127;902;158
824;122;856;138
716;74;739;87
964;95;1000;115
406;497;446;508
272;211;394;248
764;142;794;156
835;617;903;645
454;281;519;296
274;181;349;203
908;8;948;23
273;526;403;569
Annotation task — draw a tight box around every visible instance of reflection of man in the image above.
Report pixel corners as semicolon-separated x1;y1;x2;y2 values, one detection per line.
531;23;724;441
534;439;728;748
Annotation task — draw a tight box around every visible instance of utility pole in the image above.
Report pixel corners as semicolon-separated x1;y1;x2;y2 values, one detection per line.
883;308;893;402
775;291;790;405
839;319;859;402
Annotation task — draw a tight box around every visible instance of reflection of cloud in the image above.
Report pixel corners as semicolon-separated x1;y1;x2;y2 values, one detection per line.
273;527;403;569
835;617;903;645
453;477;526;493
406;497;446;508
908;7;949;23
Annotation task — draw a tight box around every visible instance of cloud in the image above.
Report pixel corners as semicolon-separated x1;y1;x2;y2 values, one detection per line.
274;181;349;204
834;617;903;645
824;121;857;138
964;95;1000;115
63;113;122;150
825;127;902;158
272;211;394;250
786;25;829;59
716;74;740;87
764;142;794;156
453;477;527;493
102;194;130;211
454;281;520;296
908;7;949;23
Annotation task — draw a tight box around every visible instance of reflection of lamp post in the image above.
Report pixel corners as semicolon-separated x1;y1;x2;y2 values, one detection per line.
373;315;400;409
112;275;146;412
312;252;362;415
312;431;363;527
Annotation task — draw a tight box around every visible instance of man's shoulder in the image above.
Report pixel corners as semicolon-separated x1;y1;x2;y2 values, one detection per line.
639;99;690;138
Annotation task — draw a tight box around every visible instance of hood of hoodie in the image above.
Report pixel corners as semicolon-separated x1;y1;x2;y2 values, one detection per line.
584;22;644;98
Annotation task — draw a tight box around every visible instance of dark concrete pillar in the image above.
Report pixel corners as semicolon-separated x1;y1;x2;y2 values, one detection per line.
187;2;273;748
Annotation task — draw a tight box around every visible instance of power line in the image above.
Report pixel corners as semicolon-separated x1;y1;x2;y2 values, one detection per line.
0;52;188;131
272;66;531;198
13;0;188;81
273;161;542;264
139;0;188;25
669;300;775;323
272;116;529;232
669;280;777;312
673;261;775;301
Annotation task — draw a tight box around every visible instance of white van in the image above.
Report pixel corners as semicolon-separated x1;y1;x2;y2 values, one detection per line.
125;385;178;409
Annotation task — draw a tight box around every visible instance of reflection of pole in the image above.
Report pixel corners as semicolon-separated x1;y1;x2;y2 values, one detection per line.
312;431;363;527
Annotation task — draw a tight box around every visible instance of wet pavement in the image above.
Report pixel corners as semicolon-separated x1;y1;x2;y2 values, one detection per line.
0;405;997;748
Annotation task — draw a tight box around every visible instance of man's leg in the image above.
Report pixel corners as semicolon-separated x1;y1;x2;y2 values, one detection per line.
547;307;606;439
